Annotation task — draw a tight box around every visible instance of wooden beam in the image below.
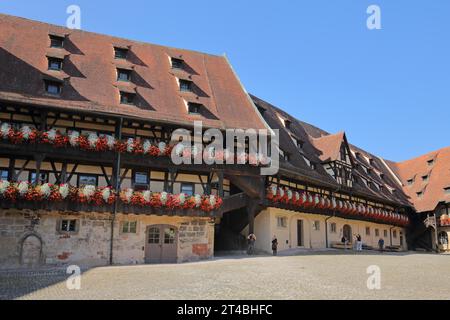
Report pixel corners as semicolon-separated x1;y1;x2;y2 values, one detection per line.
67;164;79;182
100;165;111;186
8;158;16;182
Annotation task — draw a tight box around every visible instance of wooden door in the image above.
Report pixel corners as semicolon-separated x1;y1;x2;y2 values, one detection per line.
297;220;304;247
145;225;178;264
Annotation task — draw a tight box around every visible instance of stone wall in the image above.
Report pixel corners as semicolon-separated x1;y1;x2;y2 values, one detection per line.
0;209;215;269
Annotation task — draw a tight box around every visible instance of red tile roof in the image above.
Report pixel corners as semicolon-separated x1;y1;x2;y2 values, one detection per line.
310;131;346;162
389;147;450;212
0;14;267;130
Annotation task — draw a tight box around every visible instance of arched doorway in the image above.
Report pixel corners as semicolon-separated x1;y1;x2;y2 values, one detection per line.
145;225;178;264
342;224;352;243
20;234;42;267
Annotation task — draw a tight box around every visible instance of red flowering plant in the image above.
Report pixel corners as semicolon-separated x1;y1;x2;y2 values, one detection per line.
40;129;68;148
0;180;18;201
200;195;223;212
147;145;160;156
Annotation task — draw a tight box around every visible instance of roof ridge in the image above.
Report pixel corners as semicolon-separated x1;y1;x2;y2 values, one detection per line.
0;13;223;58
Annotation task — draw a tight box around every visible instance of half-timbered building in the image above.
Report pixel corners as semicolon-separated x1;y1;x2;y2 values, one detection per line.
0;14;447;268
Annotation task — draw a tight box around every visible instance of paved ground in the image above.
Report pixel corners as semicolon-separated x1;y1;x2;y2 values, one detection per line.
1;251;449;300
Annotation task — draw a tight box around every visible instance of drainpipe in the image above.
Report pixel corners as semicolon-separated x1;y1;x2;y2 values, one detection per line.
325;215;334;248
389;226;395;247
110;117;123;265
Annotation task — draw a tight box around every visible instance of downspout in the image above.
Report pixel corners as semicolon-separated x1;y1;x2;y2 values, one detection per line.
110;117;123;265
389;226;395;247
325;215;334;248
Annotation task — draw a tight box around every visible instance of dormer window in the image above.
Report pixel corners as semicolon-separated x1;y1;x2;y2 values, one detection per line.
427;159;435;166
120;91;135;105
180;79;192;92
188;102;202;115
171;57;184;69
44;80;62;95
114;47;128;59
117;68;131;82
48;57;63;71
416;191;424;198
284;119;291;129
49;35;64;48
407;178;414;186
291;136;303;149
422;175;429;182
444;187;450;195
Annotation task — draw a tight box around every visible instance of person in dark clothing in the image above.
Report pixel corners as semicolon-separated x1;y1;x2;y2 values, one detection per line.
378;238;385;252
247;233;256;255
272;236;278;256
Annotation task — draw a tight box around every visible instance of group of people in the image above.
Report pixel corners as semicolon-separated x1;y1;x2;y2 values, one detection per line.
248;232;386;256
246;233;279;256
341;234;385;252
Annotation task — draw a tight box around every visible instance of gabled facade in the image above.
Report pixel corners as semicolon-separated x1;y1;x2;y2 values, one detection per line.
0;14;447;269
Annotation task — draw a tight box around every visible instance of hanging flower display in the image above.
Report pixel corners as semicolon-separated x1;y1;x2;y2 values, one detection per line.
264;185;409;226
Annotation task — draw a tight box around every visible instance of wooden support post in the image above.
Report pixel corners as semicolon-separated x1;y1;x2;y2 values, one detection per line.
218;170;224;197
60;162;68;184
40;112;48;131
33;154;45;186
8;158;16;182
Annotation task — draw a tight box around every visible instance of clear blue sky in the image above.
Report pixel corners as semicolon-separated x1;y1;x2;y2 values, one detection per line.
1;0;449;161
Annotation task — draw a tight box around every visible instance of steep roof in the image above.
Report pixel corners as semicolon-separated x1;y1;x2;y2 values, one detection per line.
389;147;450;212
0;14;267;130
250;94;412;207
310;132;346;162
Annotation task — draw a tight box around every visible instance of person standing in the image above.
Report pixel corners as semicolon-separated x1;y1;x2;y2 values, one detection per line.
272;236;278;256
378;238;385;252
356;234;363;251
247;233;256;255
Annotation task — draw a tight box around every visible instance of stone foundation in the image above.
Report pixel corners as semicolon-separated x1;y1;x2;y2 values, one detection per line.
0;209;215;269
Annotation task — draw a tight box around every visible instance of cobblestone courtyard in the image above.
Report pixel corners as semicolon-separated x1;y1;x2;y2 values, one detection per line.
1;252;449;300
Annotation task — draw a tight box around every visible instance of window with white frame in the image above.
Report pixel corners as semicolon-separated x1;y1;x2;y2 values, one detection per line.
312;221;320;231
277;217;287;228
122;221;137;234
60;219;77;232
330;222;337;233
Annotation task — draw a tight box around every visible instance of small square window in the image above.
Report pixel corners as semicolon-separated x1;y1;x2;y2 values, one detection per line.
120;92;135;105
171;58;184;69
133;172;148;190
122;221;137;234
114;47;128;59
117;68;131;82
284;119;291;129
44;80;62;95
61;219;77;232
48;57;63;71
181;183;194;196
277;217;287;228
179;79;192;92
365;227;370;236
312;221;320;231
330;222;337;233
30;172;49;184
78;175;98;187
50;35;64;48
0;169;8;181
188;103;202;115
